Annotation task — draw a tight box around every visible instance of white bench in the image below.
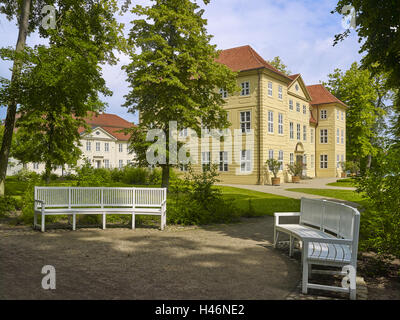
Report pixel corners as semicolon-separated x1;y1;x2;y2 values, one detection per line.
274;198;360;300
34;187;167;232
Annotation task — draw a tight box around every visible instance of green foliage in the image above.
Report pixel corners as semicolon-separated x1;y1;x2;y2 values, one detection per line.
123;0;238;187
168;164;240;225
0;0;125;187
266;158;281;178
356;149;400;259
333;1;400;91
287;161;303;177
0;196;20;216
268;56;291;75
14;168;40;182
344;160;360;175
324;63;388;171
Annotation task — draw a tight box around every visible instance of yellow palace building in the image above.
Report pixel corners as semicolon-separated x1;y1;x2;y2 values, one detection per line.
181;45;347;185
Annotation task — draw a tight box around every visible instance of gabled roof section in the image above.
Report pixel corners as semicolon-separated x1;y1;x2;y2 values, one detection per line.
79;112;134;141
307;84;347;107
288;73;312;101
79;126;118;141
216;45;291;80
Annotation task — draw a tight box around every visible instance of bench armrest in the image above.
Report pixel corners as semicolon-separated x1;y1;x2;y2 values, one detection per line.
274;212;301;217
301;237;353;246
34;200;45;211
274;212;300;226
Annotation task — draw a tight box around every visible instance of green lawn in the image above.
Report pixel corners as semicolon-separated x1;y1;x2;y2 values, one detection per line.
285;188;368;206
326;178;357;188
218;186;300;216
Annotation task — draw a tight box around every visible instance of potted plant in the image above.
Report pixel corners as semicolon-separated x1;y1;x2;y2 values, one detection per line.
266;158;281;186
287;161;304;183
339;161;347;178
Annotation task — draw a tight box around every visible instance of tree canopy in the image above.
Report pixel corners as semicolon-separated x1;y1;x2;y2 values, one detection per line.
123;0;238;188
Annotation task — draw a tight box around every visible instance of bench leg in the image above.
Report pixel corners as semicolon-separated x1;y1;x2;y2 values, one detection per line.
350;288;356;300
302;262;308;294
72;214;76;231
289;235;294;257
161;214;164;231
274;230;279;248
131;214;135;230
41;214;45;232
102;213;106;230
308;264;312;279
34;212;37;230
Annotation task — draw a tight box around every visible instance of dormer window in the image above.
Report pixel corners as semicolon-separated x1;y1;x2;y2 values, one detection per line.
219;88;228;99
240;82;250;96
320;110;327;119
96;131;100;135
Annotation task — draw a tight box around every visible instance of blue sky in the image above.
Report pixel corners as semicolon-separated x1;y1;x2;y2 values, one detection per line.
0;0;362;123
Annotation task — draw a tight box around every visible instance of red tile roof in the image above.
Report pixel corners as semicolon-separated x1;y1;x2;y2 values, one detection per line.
216;45;291;79
79;112;134;141
288;74;300;82
307;84;347;107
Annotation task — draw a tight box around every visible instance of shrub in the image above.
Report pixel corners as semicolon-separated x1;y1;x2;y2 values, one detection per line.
167;164;240;225
0;196;19;216
15;168;40;182
357;150;400;259
121;166;149;184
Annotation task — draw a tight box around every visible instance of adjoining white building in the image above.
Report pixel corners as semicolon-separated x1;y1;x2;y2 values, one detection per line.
7;112;135;176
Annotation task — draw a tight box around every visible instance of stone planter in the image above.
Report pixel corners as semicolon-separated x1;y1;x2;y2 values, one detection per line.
292;176;300;183
271;177;280;186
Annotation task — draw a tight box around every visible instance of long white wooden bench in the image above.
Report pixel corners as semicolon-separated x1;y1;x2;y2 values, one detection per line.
274;198;360;300
34;187;167;232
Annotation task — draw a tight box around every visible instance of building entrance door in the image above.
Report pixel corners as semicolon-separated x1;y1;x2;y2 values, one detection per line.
96;160;101;169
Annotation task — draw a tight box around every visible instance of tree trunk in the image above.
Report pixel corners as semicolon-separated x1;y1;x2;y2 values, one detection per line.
161;164;170;189
366;154;372;170
45;161;52;184
0;0;31;196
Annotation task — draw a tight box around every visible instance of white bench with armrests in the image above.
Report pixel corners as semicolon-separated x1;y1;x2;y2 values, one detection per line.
274;198;360;300
34;186;167;232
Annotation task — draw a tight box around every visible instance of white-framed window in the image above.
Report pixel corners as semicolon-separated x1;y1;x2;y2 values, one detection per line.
119;160;123;169
268;149;274;160
337;110;340;120
240;81;250;96
289;99;293;110
341;129;344;144
201;122;210;136
118;144;123;152
268;81;273;97
179;128;188;137
303;105;307;114
297;123;301;140
86;141;91;151
320;129;328;144
33;163;39;170
202;151;211;171
278;150;284;170
311;154;315;168
105;143;109;152
96;142;100;152
290;153;294;166
278;85;283;100
296;102;300;112
240;111;251;134
320;154;328;169
268;111;274;133
302;125;306;141
337;154;340;168
289;122;294;139
219;88;228;99
337;128;340;144
341;111;344;121
341;154;344;163
219;151;228;172
278;113;283;134
104;159;110;169
321;110;327;119
303;154;307;168
310;128;314;143
240;150;251;172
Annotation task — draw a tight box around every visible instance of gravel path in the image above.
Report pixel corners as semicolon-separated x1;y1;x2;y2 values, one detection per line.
0;218;300;300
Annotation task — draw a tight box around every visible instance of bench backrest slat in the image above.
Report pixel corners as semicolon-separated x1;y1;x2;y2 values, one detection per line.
300;198;324;228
